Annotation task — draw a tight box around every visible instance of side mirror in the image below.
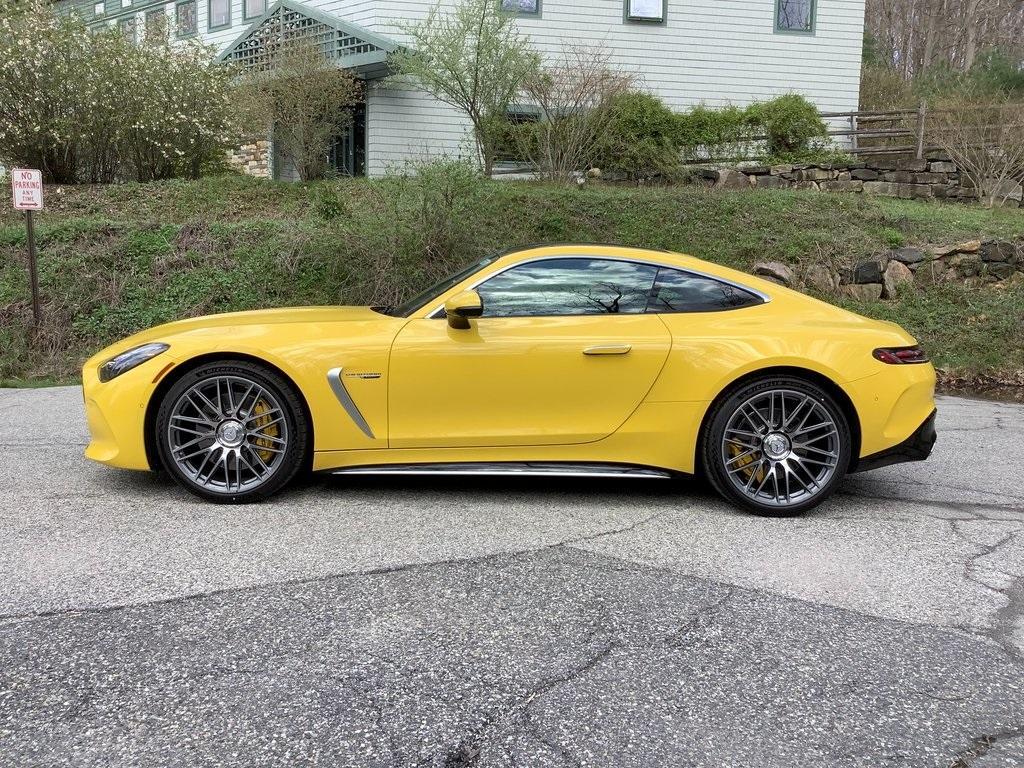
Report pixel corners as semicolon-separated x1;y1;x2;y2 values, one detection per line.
445;290;483;329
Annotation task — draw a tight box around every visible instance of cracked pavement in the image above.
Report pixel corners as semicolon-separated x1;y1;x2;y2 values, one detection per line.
1;387;1023;767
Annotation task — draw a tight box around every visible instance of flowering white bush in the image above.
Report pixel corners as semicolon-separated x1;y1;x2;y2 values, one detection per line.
0;0;239;183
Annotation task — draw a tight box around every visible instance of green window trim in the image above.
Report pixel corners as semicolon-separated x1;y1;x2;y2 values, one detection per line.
243;0;267;21
774;0;816;34
208;0;231;30
176;0;198;36
499;0;541;17
624;0;667;25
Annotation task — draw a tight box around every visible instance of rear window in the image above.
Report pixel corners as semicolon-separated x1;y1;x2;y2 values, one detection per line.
646;267;762;313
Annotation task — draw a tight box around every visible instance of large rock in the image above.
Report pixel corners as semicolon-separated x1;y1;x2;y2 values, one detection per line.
985;179;1024;203
851;168;879;181
888;247;926;265
948;253;982;277
753;175;789;189
737;162;770;175
914;260;948;287
791;181;820;191
929;161;957;173
853;258;887;284
955;239;982;253
981;241;1018;263
862;181;899;197
820;180;864;193
713;169;753;190
925;243;959;259
803;264;838;293
792;168;834;182
896;157;929;172
769;164;793;176
882;260;914;298
987;262;1016;280
752;261;796;286
841;283;884;301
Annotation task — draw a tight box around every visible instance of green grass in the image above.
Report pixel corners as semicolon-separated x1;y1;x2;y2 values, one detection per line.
2;173;1023;390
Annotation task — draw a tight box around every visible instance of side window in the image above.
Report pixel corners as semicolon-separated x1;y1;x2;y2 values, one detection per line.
478;258;658;318
647;267;762;313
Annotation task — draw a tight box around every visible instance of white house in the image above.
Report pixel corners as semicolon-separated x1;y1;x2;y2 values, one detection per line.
60;0;866;177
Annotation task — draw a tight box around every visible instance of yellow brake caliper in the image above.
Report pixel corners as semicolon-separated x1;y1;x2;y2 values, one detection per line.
250;399;279;463
728;443;764;486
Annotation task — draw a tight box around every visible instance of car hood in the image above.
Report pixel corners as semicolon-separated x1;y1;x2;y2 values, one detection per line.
86;306;383;366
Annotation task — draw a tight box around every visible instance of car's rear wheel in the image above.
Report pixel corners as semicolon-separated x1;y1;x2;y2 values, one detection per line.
702;376;852;516
155;361;308;503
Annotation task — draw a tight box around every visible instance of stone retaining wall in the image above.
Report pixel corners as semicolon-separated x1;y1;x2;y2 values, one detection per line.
751;239;1024;301
227;140;271;179
697;153;1024;207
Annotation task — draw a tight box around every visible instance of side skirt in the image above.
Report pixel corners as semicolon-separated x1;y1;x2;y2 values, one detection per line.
326;462;674;480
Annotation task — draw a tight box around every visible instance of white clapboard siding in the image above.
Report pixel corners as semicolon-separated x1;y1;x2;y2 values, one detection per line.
365;0;865;173
180;0;864;176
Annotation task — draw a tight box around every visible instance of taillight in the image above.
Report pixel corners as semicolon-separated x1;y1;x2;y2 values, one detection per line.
873;346;929;365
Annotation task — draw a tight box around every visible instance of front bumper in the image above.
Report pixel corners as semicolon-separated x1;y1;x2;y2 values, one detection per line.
82;354;172;471
853;408;937;473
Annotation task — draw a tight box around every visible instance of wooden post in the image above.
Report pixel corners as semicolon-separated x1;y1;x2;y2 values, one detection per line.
915;100;927;160
850;113;858;152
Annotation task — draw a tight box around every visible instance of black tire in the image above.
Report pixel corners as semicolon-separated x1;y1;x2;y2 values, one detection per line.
701;376;852;517
155;360;309;503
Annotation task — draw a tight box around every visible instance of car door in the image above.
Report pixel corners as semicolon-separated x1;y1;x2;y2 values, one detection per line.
387;257;672;448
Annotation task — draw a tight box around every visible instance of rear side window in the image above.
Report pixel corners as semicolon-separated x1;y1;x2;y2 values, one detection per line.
646;267;762;313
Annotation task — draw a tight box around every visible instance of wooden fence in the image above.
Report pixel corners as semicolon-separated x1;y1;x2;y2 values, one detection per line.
820;104;931;158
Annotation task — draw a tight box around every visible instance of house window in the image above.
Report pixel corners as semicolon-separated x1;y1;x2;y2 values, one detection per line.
776;0;815;32
176;0;197;35
122;0;132;7
145;8;167;42
500;0;540;15
244;0;266;19
625;0;665;23
118;16;137;42
208;0;230;29
94;1;105;16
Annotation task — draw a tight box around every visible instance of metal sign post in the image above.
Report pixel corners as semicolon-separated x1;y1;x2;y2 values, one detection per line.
10;168;43;330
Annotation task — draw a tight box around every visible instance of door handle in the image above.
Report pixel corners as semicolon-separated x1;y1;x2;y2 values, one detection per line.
583;344;632;356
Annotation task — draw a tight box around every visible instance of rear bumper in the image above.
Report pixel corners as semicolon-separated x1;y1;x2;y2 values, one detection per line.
853;408;936;473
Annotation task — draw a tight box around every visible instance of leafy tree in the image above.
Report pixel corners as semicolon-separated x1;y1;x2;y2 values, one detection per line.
389;0;539;176
236;42;362;182
0;0;238;183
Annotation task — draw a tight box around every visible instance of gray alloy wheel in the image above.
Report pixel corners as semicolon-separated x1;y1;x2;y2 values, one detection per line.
703;377;851;516
156;362;308;503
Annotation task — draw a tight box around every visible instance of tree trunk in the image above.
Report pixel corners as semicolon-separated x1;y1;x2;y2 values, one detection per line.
962;0;981;70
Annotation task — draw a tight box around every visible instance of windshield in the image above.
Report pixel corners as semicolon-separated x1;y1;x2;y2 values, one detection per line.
376;255;500;317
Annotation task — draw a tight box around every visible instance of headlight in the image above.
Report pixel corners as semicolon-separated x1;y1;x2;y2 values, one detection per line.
98;343;170;382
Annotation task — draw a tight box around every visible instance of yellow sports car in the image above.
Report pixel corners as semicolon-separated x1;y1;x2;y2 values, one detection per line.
82;244;936;515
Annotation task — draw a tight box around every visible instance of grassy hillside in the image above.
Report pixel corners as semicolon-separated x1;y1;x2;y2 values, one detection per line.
1;172;1023;393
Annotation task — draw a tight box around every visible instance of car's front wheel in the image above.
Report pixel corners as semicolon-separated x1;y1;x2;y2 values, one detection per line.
155;360;308;503
702;376;852;516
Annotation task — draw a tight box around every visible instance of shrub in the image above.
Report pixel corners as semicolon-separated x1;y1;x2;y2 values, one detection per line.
593;92;684;179
0;0;238;183
675;104;758;161
745;94;829;156
514;45;636;183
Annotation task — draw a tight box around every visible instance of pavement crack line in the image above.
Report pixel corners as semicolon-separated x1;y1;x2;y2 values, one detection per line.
0;512;669;626
948;522;1024;660
424;588;736;768
948;724;1024;767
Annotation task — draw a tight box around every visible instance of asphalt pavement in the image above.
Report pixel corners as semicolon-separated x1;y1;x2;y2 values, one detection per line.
0;386;1022;767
